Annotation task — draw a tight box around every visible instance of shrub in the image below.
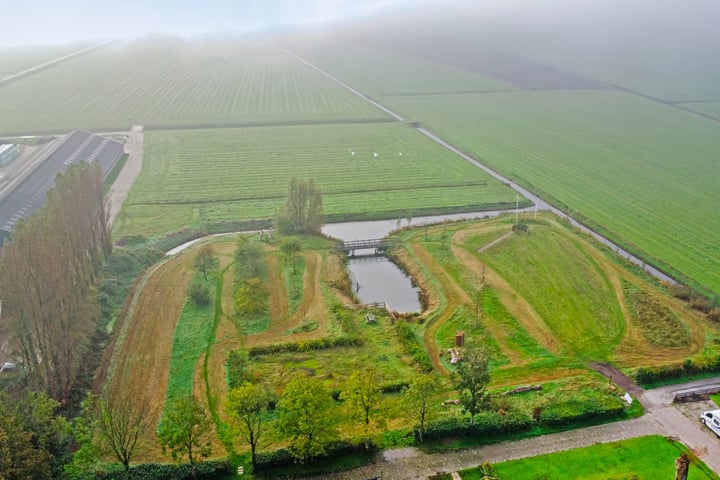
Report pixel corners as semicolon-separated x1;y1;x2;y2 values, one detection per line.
634;354;720;385
69;460;231;480
417;410;532;441
537;396;624;427
248;336;362;357
188;282;211;306
395;320;433;372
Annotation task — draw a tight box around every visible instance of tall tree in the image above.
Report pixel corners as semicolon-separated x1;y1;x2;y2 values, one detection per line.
94;392;150;473
0;162;108;401
280;237;302;274
452;347;491;426
234;240;265;281
225;382;273;470
194;245;217;281
341;368;382;447
277;375;339;462
403;374;440;442
158;395;212;476
276;177;323;234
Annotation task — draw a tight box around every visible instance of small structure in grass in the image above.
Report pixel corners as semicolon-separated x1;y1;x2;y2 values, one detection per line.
449;348;461;364
365;313;377;324
456;331;465;347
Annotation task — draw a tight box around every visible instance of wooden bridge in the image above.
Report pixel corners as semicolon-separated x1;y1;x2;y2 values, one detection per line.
335;238;399;256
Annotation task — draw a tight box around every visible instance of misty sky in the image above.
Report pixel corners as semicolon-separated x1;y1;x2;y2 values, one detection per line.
0;0;437;46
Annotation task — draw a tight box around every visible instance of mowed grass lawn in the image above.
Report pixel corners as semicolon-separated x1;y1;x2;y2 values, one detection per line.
384;89;720;295
115;123;517;238
477;223;624;359
0;39;388;136
481;436;718;480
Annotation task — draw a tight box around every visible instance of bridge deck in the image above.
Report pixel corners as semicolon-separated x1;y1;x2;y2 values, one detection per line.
334;238;399;253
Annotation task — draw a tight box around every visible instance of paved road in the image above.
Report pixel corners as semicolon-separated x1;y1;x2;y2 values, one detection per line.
301;376;720;479
107;126;144;226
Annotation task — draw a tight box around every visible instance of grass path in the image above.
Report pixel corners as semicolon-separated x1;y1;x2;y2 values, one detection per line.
412;242;468;375
450;227;559;355
106;252;194;461
245;251;328;348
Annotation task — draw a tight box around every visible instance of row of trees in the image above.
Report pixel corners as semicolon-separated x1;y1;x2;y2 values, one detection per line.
60;353;491;477
0;162;110;401
225;347;491;469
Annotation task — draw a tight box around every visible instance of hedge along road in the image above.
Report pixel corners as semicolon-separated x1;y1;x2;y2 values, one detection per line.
301;375;720;479
283;50;676;286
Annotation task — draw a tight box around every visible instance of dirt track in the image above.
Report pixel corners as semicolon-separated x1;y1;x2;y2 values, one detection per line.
105;252;194;460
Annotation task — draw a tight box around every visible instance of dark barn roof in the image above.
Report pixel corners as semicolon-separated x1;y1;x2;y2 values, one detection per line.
0;129;123;237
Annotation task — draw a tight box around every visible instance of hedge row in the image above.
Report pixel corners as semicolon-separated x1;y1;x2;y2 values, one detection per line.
537;396;625;427
417;410;532;441
254;441;372;472
248;335;362;357
417;394;626;442
395;321;433;372
634;355;720;385
69;460;231;480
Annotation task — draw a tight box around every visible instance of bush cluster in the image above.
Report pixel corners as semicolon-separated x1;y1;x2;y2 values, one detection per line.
537;396;624;427
394;320;433;372
248;336;362;357
70;460;231;480
635;355;720;385
417;410;532;441
254;441;371;472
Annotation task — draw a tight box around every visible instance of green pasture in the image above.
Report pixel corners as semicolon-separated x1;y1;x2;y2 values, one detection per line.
384;89;720;295
0;39;388;135
115;123;517;239
480;435;719;480
0;42;91;74
477;223;624;359
164;273;216;407
296;41;513;97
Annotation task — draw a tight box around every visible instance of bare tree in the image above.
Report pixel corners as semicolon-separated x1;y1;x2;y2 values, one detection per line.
94;392;150;473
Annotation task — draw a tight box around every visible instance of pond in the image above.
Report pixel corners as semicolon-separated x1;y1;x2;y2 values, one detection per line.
321;209;513;313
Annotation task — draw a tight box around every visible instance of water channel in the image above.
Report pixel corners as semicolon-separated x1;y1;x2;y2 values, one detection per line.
321;209;514;313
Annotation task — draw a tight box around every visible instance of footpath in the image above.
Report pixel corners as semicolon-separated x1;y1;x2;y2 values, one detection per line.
303;372;720;479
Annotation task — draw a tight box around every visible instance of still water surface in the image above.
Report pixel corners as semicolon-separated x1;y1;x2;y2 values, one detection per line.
321;211;512;313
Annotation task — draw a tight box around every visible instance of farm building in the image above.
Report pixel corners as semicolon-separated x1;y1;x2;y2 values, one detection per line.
0;144;19;167
0;130;123;241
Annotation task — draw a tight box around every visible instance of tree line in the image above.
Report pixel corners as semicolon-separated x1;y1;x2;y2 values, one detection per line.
0;162;110;401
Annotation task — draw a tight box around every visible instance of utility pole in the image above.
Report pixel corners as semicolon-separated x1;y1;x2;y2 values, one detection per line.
515;195;520;226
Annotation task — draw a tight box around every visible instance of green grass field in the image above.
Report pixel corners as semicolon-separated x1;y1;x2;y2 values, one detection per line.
478;224;624;359
482;436;719;480
383;89;720;295
0;39;389;135
295;40;514;97
115;123;517;238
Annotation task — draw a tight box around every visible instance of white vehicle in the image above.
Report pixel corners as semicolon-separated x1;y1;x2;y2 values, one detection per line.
0;361;16;373
700;410;720;437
